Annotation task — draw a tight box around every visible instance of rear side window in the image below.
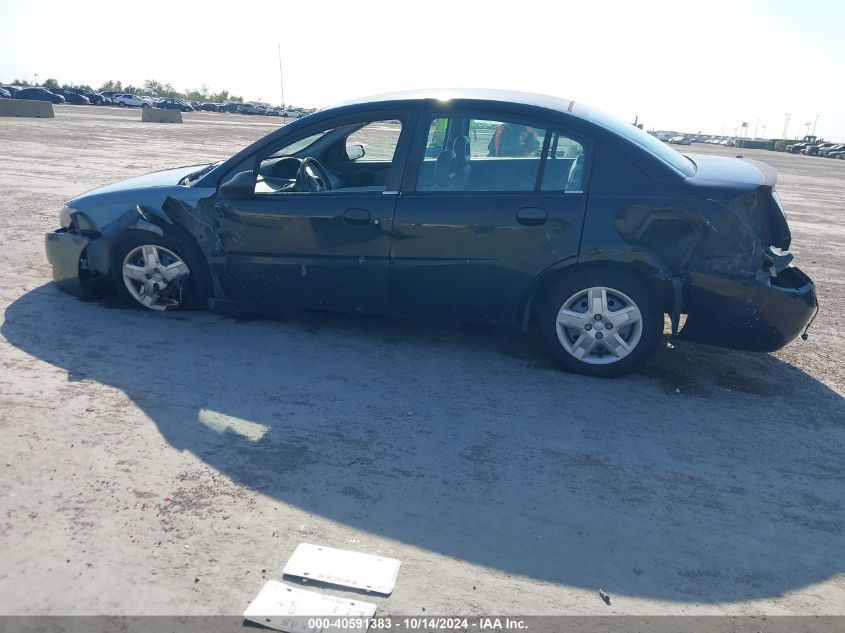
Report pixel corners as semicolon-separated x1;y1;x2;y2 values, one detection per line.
542;131;585;192
417;116;546;192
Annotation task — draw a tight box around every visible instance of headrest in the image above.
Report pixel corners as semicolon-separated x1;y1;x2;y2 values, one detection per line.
453;136;470;166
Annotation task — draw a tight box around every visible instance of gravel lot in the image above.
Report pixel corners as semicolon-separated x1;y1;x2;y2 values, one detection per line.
0;105;843;616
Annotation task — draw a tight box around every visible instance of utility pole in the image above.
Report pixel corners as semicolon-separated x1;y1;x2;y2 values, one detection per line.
782;113;791;141
762;124;766;138
278;44;286;122
811;114;819;136
753;119;759;138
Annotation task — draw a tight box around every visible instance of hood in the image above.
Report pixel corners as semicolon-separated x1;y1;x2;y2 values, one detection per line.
684;153;777;188
73;164;209;199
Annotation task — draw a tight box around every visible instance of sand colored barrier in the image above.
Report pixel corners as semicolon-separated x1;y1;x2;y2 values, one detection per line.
141;107;182;123
0;98;54;118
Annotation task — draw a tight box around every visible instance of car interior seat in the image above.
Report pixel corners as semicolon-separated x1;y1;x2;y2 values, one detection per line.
431;135;471;190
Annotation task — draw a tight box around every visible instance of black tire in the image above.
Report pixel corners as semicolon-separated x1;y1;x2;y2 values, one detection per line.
536;266;663;378
109;228;211;311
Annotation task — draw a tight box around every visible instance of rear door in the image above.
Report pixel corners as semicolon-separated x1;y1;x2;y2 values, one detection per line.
389;107;589;324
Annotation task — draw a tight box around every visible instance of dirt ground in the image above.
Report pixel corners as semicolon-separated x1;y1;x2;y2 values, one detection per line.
0;105;843;616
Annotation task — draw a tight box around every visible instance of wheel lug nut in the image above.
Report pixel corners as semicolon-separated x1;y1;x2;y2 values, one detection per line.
606;322;613;329
585;324;592;331
594;314;602;321
595;332;604;340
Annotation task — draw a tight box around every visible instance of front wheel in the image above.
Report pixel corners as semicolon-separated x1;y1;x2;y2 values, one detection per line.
118;102;126;107
110;230;211;311
537;268;663;378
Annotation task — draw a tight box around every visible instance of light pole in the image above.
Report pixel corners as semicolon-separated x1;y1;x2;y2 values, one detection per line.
782;113;791;141
278;43;286;122
811;114;819;137
761;125;766;139
34;73;39;86
805;122;811;138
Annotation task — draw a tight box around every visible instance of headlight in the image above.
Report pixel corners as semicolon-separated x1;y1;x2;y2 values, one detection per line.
59;205;75;229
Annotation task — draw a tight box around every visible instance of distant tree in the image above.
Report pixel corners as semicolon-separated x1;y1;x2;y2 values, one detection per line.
183;87;209;102
11;79;31;86
99;80;123;92
143;79;164;96
43;78;59;89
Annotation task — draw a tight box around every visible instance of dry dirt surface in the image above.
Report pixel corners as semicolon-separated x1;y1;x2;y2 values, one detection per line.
0;106;843;616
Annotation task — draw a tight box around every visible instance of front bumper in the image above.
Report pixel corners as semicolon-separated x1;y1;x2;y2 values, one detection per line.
679;266;818;352
45;229;90;296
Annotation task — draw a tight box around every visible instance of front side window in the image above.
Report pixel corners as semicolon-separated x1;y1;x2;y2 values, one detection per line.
255;119;404;195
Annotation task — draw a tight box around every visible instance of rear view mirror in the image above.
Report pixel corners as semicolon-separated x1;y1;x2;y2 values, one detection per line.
346;143;366;161
219;170;256;198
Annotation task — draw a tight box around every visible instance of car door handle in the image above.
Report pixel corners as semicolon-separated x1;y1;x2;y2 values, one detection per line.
343;208;371;226
516;207;548;226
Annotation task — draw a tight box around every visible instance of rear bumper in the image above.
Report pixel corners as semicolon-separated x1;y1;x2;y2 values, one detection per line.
45;229;90;296
679;266;818;352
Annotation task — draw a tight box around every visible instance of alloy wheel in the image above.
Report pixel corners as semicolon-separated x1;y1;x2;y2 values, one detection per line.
555;286;643;365
121;244;191;311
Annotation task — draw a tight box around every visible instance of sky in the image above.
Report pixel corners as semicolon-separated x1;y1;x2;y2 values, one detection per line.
1;0;843;140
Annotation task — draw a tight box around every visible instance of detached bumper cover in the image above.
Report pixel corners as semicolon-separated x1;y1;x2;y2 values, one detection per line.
45;229;90;296
679;266;818;352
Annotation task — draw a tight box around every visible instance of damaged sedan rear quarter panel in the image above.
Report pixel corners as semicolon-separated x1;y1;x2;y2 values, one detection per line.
581;143;816;351
44;89;818;375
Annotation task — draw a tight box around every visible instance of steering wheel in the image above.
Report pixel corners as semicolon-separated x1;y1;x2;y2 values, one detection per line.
295;157;333;192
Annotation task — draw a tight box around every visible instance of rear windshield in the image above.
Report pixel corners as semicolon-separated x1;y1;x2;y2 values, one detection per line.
586;108;695;177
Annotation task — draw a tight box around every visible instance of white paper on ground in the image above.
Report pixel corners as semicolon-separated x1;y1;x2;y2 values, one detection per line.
283;543;401;595
243;580;376;633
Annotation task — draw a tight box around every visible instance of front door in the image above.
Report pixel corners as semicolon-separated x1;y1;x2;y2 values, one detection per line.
389;111;589;324
214;116;412;314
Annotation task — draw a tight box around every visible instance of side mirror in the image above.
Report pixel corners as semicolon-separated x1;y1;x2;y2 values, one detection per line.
219;170;255;198
346;143;366;161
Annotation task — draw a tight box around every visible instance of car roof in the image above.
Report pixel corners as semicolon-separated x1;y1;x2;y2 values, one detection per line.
332;88;584;118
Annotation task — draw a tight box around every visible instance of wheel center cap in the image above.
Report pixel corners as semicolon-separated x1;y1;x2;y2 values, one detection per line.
593;320;605;331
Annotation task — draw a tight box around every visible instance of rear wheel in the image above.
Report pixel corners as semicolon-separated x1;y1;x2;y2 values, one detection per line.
537;268;663;377
110;230;211;311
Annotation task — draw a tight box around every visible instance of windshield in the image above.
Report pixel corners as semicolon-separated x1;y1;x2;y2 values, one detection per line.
586;107;695;177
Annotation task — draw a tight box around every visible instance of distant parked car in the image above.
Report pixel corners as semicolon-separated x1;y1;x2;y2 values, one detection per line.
237;103;265;115
66;88;109;105
828;150;845;160
2;85;22;98
158;98;194;112
816;143;841;157
14;87;65;104
668;135;691;145
114;94;152;108
197;102;221;112
221;102;240;113
0;87;10;99
801;145;819;156
786;142;806;154
49;89;90;105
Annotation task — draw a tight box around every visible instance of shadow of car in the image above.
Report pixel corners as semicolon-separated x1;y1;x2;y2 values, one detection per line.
3;283;843;604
